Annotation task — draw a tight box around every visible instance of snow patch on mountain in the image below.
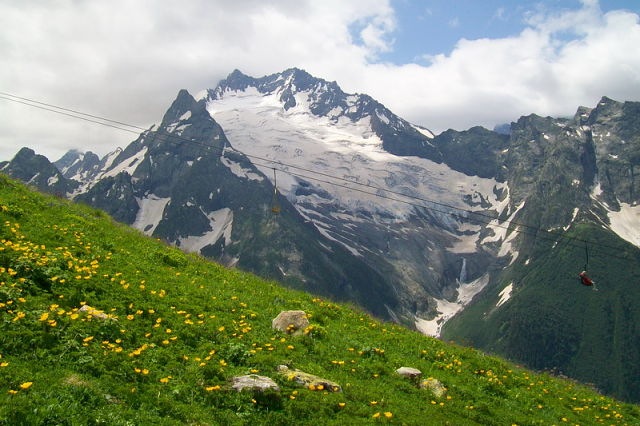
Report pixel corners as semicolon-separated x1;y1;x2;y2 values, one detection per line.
27;172;41;185
220;147;264;182
483;200;525;244
415;273;490;337
132;194;170;235
608;202;640;247
100;149;122;174
315;225;363;257
449;187;513;254
496;282;514;307
166;123;191;135
591;181;604;198
176;207;233;253
57;158;80;176
590;180;640;247
411;124;435;140
100;147;148;181
47;175;60;186
564;208;580;231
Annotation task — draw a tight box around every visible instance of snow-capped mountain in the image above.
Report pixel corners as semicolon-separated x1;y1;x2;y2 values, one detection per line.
3;69;640;402
207;68;439;159
201;68;512;331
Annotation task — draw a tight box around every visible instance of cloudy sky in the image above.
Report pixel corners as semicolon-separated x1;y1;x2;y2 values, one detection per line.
1;0;639;161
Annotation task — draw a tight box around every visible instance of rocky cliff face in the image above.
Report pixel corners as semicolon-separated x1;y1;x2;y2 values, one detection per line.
585;97;640;206
440;97;640;403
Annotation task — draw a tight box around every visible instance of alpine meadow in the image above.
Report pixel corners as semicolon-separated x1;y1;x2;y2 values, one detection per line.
1;173;639;424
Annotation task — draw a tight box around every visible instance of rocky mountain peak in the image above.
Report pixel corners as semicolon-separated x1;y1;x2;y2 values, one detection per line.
54;149;100;177
585;96;624;125
54;148;84;168
216;69;254;92
1;147;76;195
159;89;202;128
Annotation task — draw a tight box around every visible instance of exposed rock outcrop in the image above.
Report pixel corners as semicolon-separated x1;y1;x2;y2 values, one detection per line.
277;365;341;392
420;377;447;398
272;310;309;335
231;375;280;392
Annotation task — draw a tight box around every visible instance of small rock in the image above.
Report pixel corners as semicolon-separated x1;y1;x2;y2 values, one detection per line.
396;367;422;379
272;310;309;335
420;377;447;398
78;305;108;320
231;375;280;393
277;365;342;392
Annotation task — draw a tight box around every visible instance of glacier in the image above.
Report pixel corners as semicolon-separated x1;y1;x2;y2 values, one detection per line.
204;85;511;336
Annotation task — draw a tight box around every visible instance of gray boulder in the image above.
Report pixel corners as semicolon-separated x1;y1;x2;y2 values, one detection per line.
277;365;341;392
395;367;422;379
420;377;447;398
271;310;309;335
231;375;280;392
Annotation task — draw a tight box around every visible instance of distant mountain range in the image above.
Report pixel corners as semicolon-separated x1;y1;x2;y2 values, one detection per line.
2;68;639;402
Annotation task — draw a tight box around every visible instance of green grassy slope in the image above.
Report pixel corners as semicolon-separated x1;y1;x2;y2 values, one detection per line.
1;173;638;425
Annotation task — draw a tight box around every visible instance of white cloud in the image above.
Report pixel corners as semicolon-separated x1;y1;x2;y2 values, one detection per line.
353;1;640;132
0;0;639;161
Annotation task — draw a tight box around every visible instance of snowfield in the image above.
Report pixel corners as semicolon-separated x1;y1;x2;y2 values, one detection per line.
206;87;505;224
608;202;640;247
415;274;490;337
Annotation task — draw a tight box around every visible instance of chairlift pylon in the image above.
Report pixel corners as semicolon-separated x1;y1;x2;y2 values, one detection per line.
271;168;281;214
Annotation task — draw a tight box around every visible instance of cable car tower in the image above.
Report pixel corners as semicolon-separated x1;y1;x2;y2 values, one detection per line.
271;168;281;214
